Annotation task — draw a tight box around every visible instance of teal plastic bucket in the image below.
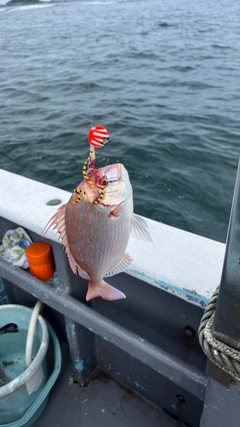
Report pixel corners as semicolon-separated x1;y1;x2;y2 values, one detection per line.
0;304;61;427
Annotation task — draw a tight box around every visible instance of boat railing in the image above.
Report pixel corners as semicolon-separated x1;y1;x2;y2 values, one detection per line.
1;166;240;427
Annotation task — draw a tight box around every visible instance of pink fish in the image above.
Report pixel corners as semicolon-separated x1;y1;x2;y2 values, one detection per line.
43;163;151;301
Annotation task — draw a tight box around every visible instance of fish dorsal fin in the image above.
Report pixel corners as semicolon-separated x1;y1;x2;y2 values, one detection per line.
105;253;133;277
42;204;90;280
69;253;90;280
42;204;67;240
131;214;152;242
64;245;90;279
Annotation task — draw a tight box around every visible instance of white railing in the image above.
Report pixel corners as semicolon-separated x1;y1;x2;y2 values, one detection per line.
0;167;225;308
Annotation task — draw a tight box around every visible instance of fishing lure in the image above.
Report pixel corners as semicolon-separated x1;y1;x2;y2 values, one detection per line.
72;126;109;206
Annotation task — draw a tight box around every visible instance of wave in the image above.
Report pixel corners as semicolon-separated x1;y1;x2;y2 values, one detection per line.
80;1;116;5
7;3;55;11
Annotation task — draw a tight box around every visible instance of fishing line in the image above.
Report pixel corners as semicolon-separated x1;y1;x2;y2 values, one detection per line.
87;81;94;128
0;149;47;184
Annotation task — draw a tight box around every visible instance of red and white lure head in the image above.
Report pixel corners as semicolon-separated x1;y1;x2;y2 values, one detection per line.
88;125;109;149
85;125;110;188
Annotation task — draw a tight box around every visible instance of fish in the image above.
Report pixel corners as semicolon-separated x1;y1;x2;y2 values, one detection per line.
43;162;151;301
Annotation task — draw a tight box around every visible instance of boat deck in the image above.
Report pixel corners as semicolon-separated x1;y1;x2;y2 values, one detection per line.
33;344;181;427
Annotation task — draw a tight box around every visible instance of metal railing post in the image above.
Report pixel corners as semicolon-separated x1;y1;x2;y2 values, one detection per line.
200;158;240;427
213;158;240;349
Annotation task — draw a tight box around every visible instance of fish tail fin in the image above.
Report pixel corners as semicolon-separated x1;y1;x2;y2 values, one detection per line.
86;281;126;301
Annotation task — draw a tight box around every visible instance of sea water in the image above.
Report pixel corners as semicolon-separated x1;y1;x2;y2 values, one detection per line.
0;0;240;242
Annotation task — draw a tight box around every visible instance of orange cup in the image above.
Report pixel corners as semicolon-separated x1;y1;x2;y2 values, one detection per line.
25;242;54;281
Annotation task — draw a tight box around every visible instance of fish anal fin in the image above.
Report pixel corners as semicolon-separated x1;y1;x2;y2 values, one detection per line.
104;253;133;277
131;214;152;242
86;281;126;301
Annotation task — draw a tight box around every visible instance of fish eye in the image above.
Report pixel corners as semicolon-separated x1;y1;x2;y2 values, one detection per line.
101;176;108;187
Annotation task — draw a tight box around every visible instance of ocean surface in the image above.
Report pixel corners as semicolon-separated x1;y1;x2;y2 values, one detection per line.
1;0;240;243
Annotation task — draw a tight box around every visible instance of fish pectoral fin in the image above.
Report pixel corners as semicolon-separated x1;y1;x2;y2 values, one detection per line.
131;214;152;242
104;253;133;277
108;202;123;218
86;281;126;301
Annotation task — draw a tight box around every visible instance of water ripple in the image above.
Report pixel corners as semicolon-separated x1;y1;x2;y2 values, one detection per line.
0;0;240;242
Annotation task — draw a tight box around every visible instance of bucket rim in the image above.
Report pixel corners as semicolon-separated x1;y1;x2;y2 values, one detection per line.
0;304;49;398
0;320;61;427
